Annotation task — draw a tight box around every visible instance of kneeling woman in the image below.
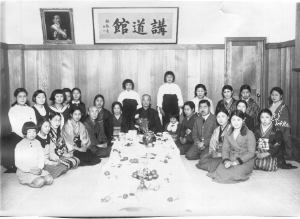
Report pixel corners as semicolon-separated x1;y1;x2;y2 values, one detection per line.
196;108;231;172
254;109;297;171
207;110;256;183
62;106;101;166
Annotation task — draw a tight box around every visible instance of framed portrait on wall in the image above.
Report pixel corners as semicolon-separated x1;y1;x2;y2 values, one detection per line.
92;7;179;44
40;8;75;44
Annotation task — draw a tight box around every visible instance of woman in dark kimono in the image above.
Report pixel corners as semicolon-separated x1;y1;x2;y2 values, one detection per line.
32;90;51;127
236;100;255;131
254;108;297;171
111;101;129;138
157;71;184;127
94;94;113;145
269;87;297;160
215;85;237;116
239;84;260;128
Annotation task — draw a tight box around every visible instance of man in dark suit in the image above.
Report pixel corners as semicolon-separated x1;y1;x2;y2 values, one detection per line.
186;99;217;160
134;94;163;133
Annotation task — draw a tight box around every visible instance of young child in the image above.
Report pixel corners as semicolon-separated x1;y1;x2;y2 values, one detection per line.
70;88;86;121
117;79;141;128
15;122;53;188
165;114;179;142
36;119;68;178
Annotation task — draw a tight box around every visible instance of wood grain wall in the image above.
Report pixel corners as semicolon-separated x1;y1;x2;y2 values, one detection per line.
2;42;300;143
6;45;225;113
266;41;300;143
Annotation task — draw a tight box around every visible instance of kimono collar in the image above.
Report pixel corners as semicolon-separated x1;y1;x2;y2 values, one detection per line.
260;123;273;137
72;100;81;105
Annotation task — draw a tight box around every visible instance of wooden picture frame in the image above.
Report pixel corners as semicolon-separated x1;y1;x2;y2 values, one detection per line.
92;7;179;44
40;8;75;44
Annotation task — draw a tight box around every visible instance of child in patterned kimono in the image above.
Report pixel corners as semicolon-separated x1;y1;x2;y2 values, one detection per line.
157;71;184;127
254;108;297;171
15;122;53;188
239;84;260;128
48;112;80;169
215;85;237;116
118;79;141;129
36;119;68;178
269;87;297;160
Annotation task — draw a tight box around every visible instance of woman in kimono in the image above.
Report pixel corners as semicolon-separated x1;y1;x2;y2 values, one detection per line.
49;89;70;128
207;110;256;183
191;84;214;114
94;94;113;145
111;101;129;138
236;100;255;131
118;79;141;129
239;84;260;127
62;106;101;166
269;87;296;160
176;101;197;155
215;85;237;116
196;108;231;172
157;71;184;127
32;90;51;127
254;109;297;171
70;87;86;121
48;112;80;170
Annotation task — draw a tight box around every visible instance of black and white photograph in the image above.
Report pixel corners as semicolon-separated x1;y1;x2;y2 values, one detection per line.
0;0;300;218
40;8;75;44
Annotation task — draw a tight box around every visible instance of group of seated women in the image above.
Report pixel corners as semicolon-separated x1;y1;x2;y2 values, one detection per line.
1;71;298;187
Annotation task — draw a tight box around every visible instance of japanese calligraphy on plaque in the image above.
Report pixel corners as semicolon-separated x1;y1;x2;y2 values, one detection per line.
92;7;178;44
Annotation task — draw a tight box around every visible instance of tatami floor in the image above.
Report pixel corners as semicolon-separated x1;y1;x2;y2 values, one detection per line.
1;157;300;217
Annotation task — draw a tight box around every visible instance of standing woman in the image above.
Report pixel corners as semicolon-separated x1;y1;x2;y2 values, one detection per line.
32;90;51;127
157;71;184;127
118;79;141;128
239;84;260;127
191;84;214;114
2;88;37;172
49;89;69;128
207;110;256;183
269;87;296;160
176;101;197;155
70;88;86;121
94;94;113;145
215;85;237;116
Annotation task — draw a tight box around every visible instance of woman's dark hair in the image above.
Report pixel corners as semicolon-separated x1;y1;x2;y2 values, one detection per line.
49;89;66;103
169;113;179;120
215;107;229;117
62;88;72;93
69;106;83;118
222;85;234;98
164;71;175;82
112;101;123;114
270;87;284;96
93;94;105;106
240;84;251;94
11;88;29;106
199;99;211;108
22;121;38;136
49;112;61;121
228;110;248;136
194;84;207;97
32;89;47;104
71;87;82;101
122;79;134;90
37;118;50;131
236;99;248;109
258;108;273;123
183;101;195;117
